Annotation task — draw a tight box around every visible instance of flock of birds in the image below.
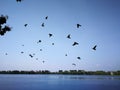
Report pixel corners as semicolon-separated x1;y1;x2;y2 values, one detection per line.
0;0;97;67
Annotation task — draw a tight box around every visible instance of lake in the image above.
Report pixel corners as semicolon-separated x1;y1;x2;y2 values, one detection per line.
0;74;120;90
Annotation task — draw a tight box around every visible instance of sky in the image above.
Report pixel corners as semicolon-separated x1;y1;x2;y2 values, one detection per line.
0;0;120;71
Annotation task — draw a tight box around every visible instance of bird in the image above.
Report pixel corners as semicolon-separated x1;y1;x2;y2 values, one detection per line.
5;53;8;55
16;0;22;2
67;34;71;39
49;33;53;37
37;40;41;43
36;58;38;60
29;54;33;58
42;61;45;63
41;23;44;27
77;24;82;28
24;24;27;27
72;63;76;66
72;42;79;46
0;15;8;25
65;54;67;56
40;49;42;51
33;53;35;56
22;44;24;46
45;16;48;20
92;45;97;50
21;51;24;54
52;43;54;45
77;57;81;60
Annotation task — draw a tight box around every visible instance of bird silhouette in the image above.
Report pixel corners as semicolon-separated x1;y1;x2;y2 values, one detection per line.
37;40;41;43
29;54;33;58
0;25;11;36
49;33;53;37
45;16;48;20
41;23;44;27
72;63;76;66
67;34;71;39
52;43;54;45
36;58;38;60
16;0;22;2
24;24;27;27
77;57;81;60
5;53;8;55
42;61;45;63
0;15;8;25
77;24;82;28
33;53;35;56
92;45;97;50
72;42;79;46
40;49;42;51
21;51;24;54
65;54;67;56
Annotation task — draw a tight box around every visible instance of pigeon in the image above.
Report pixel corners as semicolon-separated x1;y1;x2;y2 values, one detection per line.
67;34;71;39
24;24;27;27
45;16;48;20
41;23;44;27
72;42;79;46
77;24;82;28
49;33;53;37
92;45;97;50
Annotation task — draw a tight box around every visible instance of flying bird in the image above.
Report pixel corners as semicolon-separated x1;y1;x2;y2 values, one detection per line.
77;57;81;60
45;16;48;20
24;24;27;27
22;44;24;46
77;24;82;28
92;45;97;50
67;34;71;39
42;61;45;63
65;54;67;56
52;43;54;45
41;23;44;27
0;15;8;25
29;54;33;58
72;42;79;46
21;51;24;54
5;53;8;55
16;0;22;2
40;49;42;51
37;40;41;43
33;53;35;56
49;33;53;37
72;63;76;66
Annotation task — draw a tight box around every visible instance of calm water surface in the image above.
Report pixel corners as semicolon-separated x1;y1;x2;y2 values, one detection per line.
0;74;120;90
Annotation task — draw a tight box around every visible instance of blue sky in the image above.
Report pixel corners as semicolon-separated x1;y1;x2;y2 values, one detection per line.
0;0;120;71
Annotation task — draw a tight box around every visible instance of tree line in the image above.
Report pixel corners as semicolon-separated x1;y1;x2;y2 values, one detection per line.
0;70;120;75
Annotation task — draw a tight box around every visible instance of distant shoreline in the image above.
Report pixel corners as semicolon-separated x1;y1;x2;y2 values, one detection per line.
0;70;120;75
